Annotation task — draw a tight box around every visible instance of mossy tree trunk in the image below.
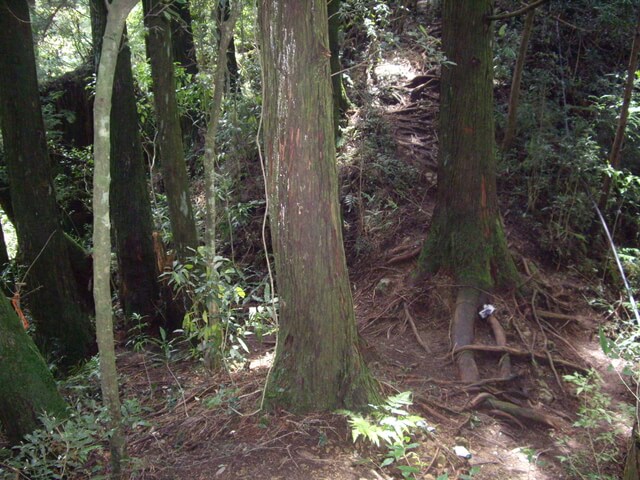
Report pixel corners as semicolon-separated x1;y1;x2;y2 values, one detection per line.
143;0;198;259
0;0;95;367
328;0;350;138
91;0;160;325
418;0;517;290
416;0;518;381
92;0;139;475
0;292;68;444
258;0;379;411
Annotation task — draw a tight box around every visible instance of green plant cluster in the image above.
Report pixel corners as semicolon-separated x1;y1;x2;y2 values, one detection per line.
555;370;625;480
494;0;640;268
162;247;277;369
0;358;149;479
339;391;428;479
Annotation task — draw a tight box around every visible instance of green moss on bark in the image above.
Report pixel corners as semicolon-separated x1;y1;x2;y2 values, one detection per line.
417;0;518;290
0;293;68;444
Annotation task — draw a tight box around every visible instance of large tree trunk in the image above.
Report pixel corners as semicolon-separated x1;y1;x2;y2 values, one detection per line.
258;0;379;411
0;291;68;444
418;0;517;290
0;0;95;366
416;0;518;381
143;0;198;260
91;0;160;324
171;0;198;77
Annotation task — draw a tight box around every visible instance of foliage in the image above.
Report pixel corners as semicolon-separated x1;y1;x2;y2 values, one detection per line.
31;0;92;78
0;358;149;479
163;248;277;369
339;391;428;479
340;106;418;256
555;370;624;480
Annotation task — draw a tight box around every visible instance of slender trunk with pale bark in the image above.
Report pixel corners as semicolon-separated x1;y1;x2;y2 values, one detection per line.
91;0;160;325
93;0;139;476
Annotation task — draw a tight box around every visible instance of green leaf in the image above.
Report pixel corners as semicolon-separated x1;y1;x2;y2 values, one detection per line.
381;457;395;467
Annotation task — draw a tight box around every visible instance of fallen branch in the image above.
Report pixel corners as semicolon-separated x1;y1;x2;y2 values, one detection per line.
453;344;587;372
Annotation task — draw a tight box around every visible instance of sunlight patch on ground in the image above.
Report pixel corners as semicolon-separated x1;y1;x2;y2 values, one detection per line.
470;424;554;479
249;350;274;370
374;58;415;81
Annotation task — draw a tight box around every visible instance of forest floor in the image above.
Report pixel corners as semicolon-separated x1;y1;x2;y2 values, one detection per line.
113;43;636;480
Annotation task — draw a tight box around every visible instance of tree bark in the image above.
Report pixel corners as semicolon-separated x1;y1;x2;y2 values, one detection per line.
501;9;535;152
416;0;518;382
624;422;640;480
328;0;350;138
417;0;518;290
217;0;240;93
143;0;198;259
0;291;68;444
0;0;95;367
258;0;380;411
91;0;160;324
171;0;198;77
92;0;139;475
203;2;240;259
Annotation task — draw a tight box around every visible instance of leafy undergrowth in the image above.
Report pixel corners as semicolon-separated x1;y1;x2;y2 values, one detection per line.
2;3;640;479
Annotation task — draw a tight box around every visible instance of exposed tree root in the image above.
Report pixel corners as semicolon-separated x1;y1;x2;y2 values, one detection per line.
387;245;422;265
453;287;482;382
484;313;512;379
468;393;562;429
404;302;431;353
453;344;587;372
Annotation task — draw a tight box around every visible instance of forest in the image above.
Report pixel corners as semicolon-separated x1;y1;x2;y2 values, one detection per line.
2;0;640;478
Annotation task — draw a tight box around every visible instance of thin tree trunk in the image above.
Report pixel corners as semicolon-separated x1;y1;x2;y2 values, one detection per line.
599;7;640;210
258;0;380;411
203;2;239;260
143;0;198;259
217;0;240;93
0;292;68;444
502;9;535;152
91;0;160;325
0;0;94;367
93;0;138;477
